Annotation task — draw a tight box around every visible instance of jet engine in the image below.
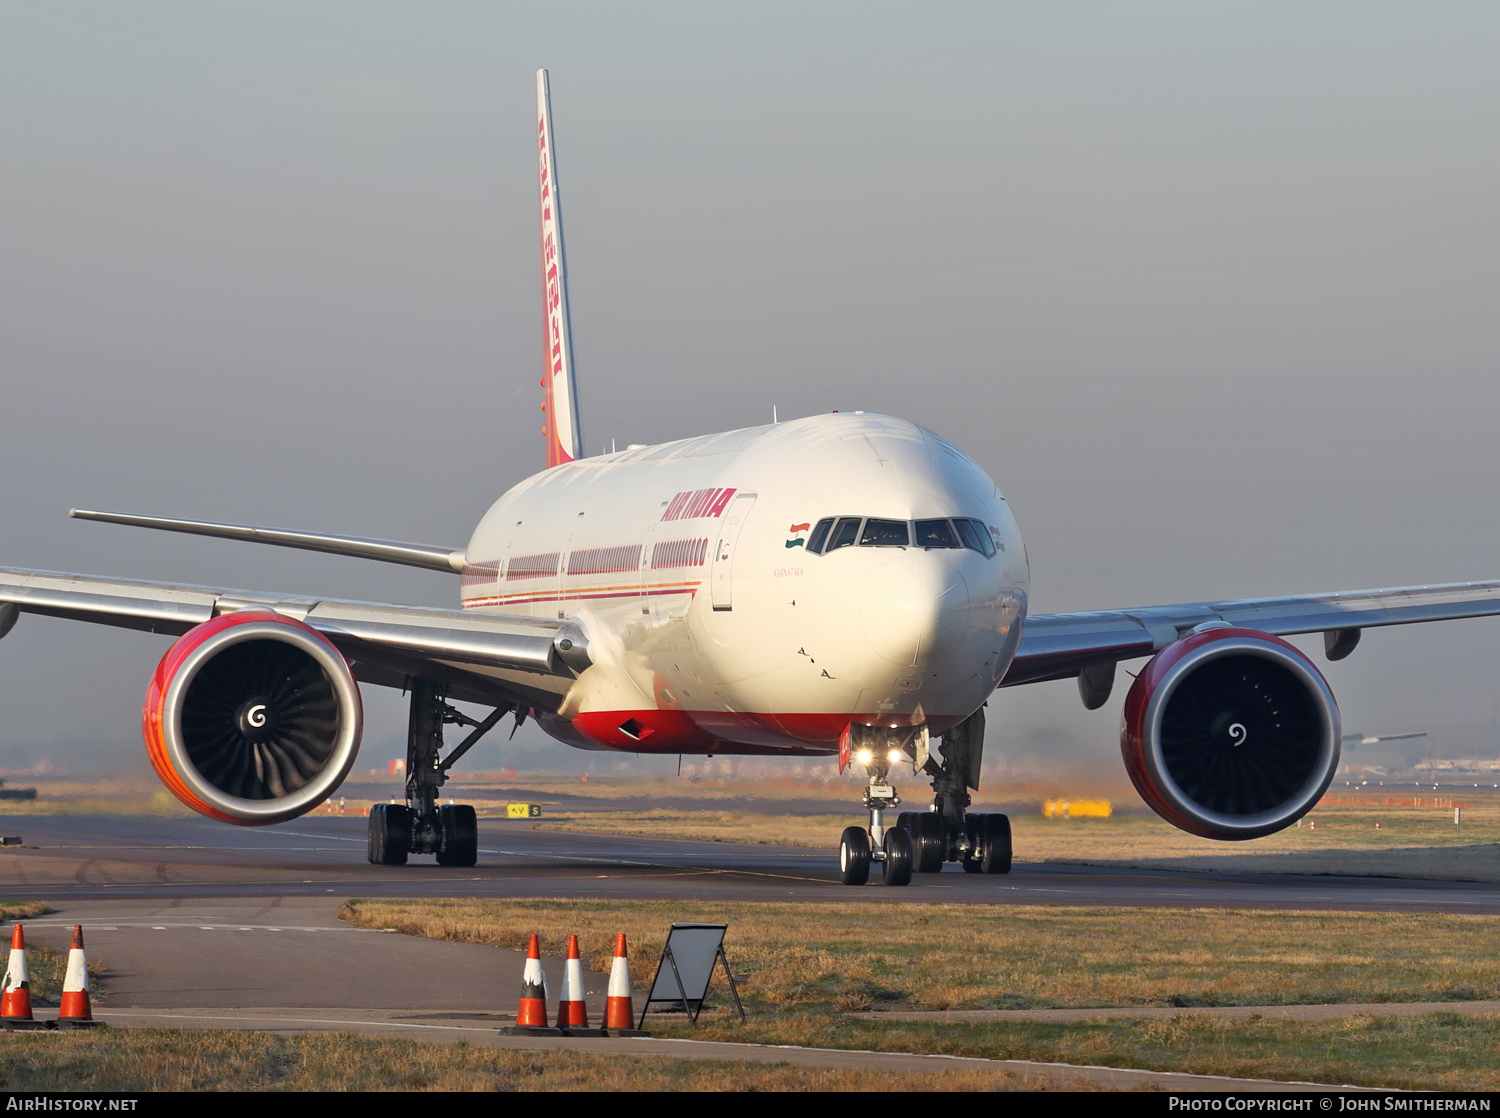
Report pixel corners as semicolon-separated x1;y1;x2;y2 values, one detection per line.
142;611;363;825
1120;625;1340;840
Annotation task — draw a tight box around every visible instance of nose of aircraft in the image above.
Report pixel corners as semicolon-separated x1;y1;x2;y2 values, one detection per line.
861;553;969;667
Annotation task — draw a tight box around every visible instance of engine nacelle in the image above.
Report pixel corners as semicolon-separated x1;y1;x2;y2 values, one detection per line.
143;611;363;825
1120;626;1340;840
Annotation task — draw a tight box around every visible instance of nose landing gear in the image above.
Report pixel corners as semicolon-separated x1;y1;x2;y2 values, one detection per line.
837;728;914;886
830;710;1013;884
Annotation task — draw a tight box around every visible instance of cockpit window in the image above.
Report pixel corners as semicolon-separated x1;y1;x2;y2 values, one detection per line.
971;519;998;557
810;515;997;557
954;517;996;558
826;517;862;553
914;519;960;548
806;518;835;555
859;519;910;547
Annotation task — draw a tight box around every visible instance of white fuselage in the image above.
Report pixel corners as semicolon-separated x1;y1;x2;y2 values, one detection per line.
461;413;1028;755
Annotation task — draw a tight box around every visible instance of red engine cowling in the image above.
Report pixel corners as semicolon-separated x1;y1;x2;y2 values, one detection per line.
1120;625;1340;840
143;611;363;825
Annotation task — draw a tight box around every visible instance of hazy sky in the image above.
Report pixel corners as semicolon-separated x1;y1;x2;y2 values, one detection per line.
3;3;1500;780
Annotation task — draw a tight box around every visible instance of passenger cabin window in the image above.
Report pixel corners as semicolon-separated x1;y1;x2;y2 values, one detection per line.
806;518;835;555
826;517;862;553
914;519;960;548
859;519;910;547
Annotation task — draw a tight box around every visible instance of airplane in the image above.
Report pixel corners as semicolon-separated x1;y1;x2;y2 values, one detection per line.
5;69;1500;885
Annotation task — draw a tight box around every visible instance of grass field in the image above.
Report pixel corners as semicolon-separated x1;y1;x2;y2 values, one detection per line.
341;897;1500;1091
0;902;55;923
654;1010;1500;1092
0;1016;1491;1090
0;1031;1039;1092
0;777;193;818
341;898;1500;1010
0;902;63;1004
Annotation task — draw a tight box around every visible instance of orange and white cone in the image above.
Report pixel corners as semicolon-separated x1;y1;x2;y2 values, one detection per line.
0;924;32;1021
556;934;589;1028
604;932;634;1029
515;934;549;1028
57;926;93;1025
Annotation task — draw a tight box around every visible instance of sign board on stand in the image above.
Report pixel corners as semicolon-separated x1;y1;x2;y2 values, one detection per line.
639;923;746;1028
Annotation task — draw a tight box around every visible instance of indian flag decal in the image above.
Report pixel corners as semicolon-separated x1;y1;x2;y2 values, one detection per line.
786;522;810;549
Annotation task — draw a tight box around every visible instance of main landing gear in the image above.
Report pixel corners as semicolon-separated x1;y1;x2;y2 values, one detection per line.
836;710;1012;886
367;679;511;867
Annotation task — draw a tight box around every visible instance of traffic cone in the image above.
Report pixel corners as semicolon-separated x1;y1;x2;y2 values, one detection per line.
557;934;589;1028
604;932;635;1029
1;924;33;1022
515;934;549;1028
57;926;94;1027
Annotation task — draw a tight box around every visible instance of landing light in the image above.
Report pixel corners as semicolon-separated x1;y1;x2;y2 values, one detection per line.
887;748;902;764
856;748;873;765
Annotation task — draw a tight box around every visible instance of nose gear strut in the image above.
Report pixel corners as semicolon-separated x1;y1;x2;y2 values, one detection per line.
837;724;914;886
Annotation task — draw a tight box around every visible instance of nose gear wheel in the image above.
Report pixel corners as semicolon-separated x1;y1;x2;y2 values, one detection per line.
837;724;916;886
839;826;871;885
881;828;913;886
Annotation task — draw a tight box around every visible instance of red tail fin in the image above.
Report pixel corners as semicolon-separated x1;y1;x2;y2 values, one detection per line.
537;69;584;468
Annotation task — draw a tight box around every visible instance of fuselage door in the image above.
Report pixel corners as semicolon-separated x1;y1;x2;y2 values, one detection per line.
639;513;666;617
711;493;757;611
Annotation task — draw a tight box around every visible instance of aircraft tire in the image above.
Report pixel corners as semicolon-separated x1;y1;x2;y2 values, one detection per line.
882;827;913;886
910;813;944;873
368;803;411;866
980;813;1013;875
436;804;479;867
838;826;871;886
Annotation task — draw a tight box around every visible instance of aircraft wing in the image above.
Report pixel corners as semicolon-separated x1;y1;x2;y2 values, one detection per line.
1006;579;1500;687
66;509;468;573
0;567;587;707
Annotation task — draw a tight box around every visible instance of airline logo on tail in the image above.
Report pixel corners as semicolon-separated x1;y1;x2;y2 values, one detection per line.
537;69;583;469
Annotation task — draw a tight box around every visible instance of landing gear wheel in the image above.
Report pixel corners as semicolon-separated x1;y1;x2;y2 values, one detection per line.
368;803;411;866
910;813;945;873
959;814;1013;875
979;813;1012;875
839;826;871;886
882;827;913;887
435;804;479;867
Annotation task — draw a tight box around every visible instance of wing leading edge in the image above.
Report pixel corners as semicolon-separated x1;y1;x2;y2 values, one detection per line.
0;567;588;710
69;509;468;573
1008;579;1500;687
